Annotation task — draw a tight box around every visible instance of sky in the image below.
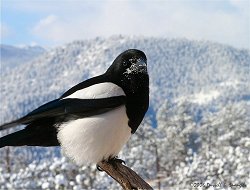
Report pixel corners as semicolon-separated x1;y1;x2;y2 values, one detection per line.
1;0;249;49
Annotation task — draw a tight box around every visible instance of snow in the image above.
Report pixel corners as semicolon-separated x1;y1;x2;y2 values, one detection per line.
41;182;50;189
191;90;220;104
219;80;240;87
75;174;83;184
0;36;249;189
176;90;221;105
0;44;45;71
55;174;67;187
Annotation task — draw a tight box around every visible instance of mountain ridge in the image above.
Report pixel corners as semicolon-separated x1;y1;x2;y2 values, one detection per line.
0;44;46;71
1;36;249;124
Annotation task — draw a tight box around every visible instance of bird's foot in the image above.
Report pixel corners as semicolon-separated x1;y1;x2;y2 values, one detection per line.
108;156;126;165
96;164;104;172
96;156;126;172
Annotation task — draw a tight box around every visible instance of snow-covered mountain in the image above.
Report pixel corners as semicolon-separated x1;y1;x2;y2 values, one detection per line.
1;36;249;124
1;36;249;189
0;44;46;71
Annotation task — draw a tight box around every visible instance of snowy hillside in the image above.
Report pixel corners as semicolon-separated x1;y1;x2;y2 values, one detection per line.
1;36;249;124
0;44;46;72
0;36;249;189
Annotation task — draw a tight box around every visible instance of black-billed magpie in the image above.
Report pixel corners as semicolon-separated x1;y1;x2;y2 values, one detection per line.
0;49;149;165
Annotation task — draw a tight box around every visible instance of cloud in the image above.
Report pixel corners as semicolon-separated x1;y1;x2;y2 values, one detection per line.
1;23;11;38
32;15;92;44
229;0;249;15
157;3;249;49
30;1;249;48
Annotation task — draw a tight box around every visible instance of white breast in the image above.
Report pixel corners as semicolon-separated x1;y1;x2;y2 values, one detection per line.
58;82;130;165
57;106;131;165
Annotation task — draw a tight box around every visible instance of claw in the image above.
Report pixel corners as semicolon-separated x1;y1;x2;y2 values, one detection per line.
114;158;126;165
96;164;104;172
108;156;126;165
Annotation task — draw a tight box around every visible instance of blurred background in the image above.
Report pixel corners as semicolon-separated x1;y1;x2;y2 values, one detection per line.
1;0;250;189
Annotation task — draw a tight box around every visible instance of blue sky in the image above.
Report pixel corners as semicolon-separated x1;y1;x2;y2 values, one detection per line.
1;0;249;49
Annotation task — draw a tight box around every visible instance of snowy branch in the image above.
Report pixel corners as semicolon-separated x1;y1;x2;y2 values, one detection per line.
97;160;153;190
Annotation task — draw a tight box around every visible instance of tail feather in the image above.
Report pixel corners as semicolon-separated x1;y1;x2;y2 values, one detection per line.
0;129;31;148
0;125;60;148
0;119;22;131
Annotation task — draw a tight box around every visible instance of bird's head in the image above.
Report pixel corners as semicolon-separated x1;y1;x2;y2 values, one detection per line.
106;49;149;95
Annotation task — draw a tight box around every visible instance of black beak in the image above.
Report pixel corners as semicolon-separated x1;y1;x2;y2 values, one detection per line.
136;59;146;67
134;59;147;73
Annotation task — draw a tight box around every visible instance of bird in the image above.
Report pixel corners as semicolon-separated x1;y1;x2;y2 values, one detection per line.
0;49;149;166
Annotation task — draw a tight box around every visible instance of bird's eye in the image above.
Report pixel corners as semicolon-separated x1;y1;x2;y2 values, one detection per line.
123;61;128;67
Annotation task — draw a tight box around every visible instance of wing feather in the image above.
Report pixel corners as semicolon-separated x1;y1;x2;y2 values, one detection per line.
0;96;126;130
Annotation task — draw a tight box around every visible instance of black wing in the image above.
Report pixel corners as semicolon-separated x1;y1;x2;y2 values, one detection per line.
0;96;126;131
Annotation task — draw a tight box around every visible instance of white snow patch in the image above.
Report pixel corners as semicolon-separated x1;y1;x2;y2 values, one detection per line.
63;71;69;76
76;54;83;65
76;174;83;184
191;90;220;104
176;90;221;105
55;174;67;186
41;182;50;189
219;80;240;88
